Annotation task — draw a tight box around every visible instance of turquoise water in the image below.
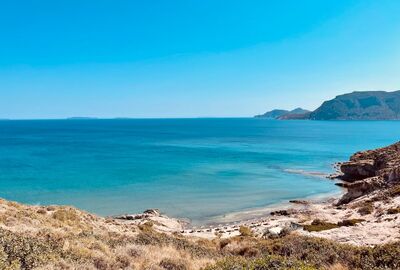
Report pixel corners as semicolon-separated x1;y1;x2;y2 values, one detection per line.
1;118;399;224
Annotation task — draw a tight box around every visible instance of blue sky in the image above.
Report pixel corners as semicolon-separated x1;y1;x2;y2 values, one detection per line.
0;0;399;119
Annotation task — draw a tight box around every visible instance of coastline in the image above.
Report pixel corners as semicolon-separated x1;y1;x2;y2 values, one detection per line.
177;163;346;227
1;142;400;269
192;187;345;226
174;163;346;227
113;143;400;246
2;141;400;249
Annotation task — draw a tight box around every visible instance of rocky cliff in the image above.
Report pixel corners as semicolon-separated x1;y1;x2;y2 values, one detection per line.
337;141;400;204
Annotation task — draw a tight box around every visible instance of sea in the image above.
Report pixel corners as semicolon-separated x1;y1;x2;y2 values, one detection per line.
1;118;399;224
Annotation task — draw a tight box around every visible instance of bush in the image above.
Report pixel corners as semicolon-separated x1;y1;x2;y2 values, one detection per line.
159;258;188;270
52;209;79;223
358;202;374;215
204;255;317;270
387;207;400;215
337;219;365;227
389;185;400;197
0;228;62;269
303;219;339;232
239;226;253;237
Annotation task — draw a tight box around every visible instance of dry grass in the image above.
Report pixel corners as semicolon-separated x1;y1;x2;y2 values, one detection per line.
1;198;400;270
357;201;374;215
387;207;400;215
0;199;216;270
389;185;400;197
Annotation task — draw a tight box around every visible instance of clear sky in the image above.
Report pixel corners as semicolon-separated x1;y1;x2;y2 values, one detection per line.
0;0;399;119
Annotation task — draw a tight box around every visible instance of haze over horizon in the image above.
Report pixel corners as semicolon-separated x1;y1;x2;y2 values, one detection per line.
1;0;399;119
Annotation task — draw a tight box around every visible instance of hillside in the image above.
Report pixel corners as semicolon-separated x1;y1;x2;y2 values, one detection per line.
310;91;400;120
256;91;400;120
1;197;400;270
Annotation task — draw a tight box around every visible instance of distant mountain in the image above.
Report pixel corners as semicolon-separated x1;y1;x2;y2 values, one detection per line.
256;91;400;120
310;91;400;120
288;108;310;115
278;111;311;120
277;108;311;120
254;109;289;119
255;108;310;119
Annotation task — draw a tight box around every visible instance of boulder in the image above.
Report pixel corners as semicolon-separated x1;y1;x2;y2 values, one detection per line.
270;210;290;216
143;209;161;216
289;200;310;205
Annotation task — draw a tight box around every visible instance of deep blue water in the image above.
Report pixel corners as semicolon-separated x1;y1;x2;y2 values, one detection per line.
0;118;399;224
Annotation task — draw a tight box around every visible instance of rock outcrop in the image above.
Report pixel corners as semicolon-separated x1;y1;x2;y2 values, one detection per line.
337;141;400;204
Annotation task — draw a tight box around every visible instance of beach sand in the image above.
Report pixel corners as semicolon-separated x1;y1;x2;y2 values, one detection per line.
113;186;400;246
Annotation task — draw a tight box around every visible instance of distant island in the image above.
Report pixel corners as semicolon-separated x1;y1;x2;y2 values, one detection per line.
66;117;99;120
256;90;400;120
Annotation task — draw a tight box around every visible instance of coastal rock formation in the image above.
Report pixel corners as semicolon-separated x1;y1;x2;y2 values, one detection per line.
337;141;400;204
113;209;187;233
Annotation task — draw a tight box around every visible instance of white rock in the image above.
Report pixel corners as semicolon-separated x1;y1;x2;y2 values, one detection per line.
268;226;283;236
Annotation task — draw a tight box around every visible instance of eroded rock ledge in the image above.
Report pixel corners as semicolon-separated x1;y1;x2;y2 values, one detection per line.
337;141;400;204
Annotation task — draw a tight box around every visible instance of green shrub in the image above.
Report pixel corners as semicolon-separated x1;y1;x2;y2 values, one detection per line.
303;219;339;232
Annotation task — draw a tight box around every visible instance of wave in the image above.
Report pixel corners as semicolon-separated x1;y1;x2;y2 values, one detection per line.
283;169;330;178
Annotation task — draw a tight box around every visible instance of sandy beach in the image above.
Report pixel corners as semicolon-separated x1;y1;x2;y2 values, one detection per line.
113;184;400;246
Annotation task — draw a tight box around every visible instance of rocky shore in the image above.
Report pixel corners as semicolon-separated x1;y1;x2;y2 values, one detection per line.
123;141;400;246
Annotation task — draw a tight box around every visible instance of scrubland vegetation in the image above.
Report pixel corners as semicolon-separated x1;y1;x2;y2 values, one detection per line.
1;198;400;270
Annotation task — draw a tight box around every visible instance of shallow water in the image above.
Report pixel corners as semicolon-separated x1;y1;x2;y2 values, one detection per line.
0;118;399;224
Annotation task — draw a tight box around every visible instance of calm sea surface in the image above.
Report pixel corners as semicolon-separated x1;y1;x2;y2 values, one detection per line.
1;118;399;224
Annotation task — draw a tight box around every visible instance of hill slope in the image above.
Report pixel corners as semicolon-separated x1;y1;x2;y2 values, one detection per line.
255;108;310;119
310;91;400;120
1;197;400;269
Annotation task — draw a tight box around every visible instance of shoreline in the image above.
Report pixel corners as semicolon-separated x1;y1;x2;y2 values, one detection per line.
109;164;345;232
1;142;399;248
164;163;346;227
194;162;347;226
190;187;345;227
113;143;400;246
166;163;346;227
113;173;347;239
